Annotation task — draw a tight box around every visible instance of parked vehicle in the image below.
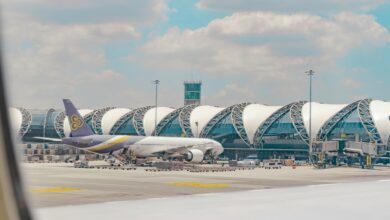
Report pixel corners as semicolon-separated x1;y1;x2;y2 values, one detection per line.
243;154;260;165
264;159;282;169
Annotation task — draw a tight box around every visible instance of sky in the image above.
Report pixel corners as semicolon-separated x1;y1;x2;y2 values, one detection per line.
2;0;390;109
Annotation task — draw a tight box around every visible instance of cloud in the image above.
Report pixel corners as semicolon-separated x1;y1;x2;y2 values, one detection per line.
4;16;140;70
2;0;169;26
196;0;387;13
2;13;144;108
140;12;390;80
203;83;256;106
6;68;146;109
3;1;389;108
342;77;361;88
1;0;171;108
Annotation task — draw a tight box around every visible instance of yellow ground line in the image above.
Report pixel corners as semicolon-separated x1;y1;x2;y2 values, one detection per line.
167;182;229;188
31;187;82;193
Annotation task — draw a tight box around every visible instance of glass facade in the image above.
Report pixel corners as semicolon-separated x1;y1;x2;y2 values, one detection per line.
115;117;138;135
262;112;308;151
388;135;390;151
23;110;47;142
184;82;201;105
325;109;370;142
184;83;201;99
158;116;183;137
206;113;246;148
185;91;201;100
44;110;62;139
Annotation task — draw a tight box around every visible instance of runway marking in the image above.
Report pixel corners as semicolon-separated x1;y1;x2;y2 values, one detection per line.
31;187;82;193
167;182;229;188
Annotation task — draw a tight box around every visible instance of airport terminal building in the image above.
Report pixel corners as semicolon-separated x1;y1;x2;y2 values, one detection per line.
8;98;390;159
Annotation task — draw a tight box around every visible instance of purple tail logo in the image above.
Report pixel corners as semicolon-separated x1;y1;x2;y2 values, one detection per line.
63;99;94;137
70;114;84;131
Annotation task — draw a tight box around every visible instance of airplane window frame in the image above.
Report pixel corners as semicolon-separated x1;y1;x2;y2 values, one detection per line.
0;39;33;220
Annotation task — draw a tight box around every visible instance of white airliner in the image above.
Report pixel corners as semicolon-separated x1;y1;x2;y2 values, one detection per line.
36;99;224;164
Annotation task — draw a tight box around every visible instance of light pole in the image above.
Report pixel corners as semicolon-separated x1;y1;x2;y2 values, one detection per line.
305;70;314;163
153;80;160;136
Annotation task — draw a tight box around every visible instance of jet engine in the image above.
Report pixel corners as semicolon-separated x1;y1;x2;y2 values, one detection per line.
184;149;204;163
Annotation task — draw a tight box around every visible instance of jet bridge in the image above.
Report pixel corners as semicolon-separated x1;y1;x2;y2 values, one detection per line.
312;140;380;169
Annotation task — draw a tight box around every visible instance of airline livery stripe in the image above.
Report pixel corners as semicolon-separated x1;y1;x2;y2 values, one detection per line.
86;136;130;152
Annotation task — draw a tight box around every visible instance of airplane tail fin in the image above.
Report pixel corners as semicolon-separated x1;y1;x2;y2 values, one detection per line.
63;99;94;137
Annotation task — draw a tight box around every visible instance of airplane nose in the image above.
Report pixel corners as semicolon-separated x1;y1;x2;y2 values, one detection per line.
213;141;224;154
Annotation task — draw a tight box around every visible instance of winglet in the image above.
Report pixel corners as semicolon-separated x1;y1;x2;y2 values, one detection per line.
63;99;94;137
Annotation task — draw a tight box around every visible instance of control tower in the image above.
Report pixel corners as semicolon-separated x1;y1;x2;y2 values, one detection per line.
184;81;202;105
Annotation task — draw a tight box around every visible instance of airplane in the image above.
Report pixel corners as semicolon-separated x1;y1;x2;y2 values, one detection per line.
35;99;224;165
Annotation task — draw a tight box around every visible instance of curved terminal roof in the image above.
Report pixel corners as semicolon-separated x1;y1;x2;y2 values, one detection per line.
370;100;390;144
243;104;282;144
11;99;390;149
190;105;224;137
9;108;22;134
301;103;347;139
101;108;131;134
143;107;175;136
64;109;93;137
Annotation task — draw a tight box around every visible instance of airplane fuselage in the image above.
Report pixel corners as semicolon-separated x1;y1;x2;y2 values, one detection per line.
62;135;223;158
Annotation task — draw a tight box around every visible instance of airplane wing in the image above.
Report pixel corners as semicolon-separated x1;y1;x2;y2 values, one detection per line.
148;142;214;156
152;145;191;155
33;137;63;142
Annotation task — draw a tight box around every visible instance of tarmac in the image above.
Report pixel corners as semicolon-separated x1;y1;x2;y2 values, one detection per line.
36;179;390;220
21;163;390;208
